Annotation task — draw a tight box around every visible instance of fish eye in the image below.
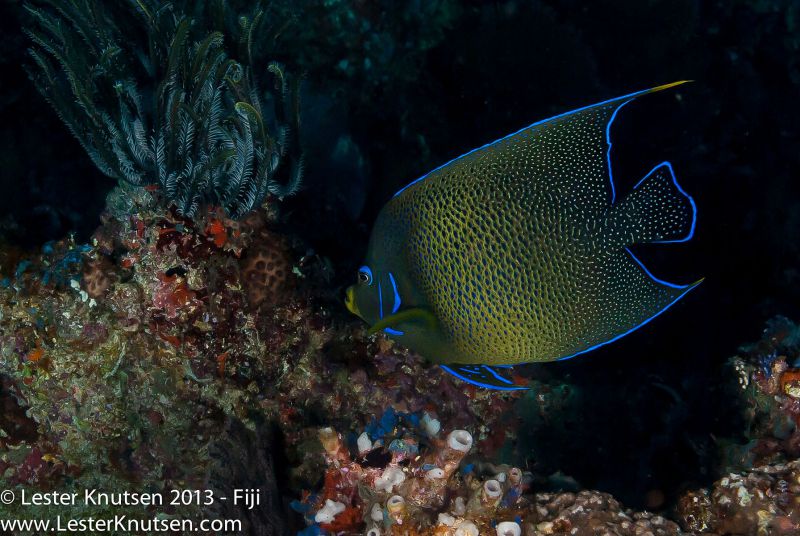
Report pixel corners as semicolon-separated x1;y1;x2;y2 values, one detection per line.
357;266;373;285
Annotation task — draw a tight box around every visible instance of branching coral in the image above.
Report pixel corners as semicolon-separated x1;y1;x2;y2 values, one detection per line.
24;0;302;219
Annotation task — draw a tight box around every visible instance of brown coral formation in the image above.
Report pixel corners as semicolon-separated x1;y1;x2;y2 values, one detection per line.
526;491;682;536
81;256;115;298
240;241;293;309
678;460;800;535
238;209;295;309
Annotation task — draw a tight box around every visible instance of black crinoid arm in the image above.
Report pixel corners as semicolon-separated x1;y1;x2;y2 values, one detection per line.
24;0;303;219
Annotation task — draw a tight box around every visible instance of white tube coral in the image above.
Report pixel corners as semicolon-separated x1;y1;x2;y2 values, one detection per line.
503;467;524;506
374;465;406;492
466;478;503;515
495;521;521;536
452;496;466;516
314;499;345;523
481;479;503;506
426;467;445;480
447;430;473;452
357;432;373;455
435;430;473;480
437;512;456;526
370;503;383;522
386;495;407;525
421;412;441;437
454;521;479;536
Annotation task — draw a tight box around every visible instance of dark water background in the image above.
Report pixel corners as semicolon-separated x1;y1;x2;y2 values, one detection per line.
1;0;799;511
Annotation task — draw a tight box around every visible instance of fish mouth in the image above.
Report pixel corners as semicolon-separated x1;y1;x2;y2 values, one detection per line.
344;286;359;316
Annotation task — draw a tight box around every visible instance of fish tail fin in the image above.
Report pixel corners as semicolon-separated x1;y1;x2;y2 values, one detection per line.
612;161;696;245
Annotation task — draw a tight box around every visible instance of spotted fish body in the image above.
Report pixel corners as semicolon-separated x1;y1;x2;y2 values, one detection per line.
346;82;699;388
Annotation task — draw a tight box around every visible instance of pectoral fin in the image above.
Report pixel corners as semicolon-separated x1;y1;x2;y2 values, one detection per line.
368;307;438;335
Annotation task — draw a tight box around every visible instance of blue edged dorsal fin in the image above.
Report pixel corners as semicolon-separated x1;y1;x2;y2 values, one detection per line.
440;364;528;391
394;81;692;206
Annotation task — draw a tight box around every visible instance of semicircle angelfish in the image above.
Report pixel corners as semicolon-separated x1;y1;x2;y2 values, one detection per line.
345;81;701;391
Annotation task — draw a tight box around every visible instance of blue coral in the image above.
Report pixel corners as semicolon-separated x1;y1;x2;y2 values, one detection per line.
40;241;91;288
365;407;400;441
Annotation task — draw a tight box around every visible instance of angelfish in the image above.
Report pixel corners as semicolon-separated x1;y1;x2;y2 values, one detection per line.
345;82;700;390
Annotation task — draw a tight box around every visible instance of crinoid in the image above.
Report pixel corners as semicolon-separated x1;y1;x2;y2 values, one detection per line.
25;0;302;219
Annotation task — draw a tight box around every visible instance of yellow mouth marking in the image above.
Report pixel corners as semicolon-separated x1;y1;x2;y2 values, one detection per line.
345;286;359;316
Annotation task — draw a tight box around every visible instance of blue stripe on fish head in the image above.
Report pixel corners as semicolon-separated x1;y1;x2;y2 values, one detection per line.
389;272;402;314
386;272;404;335
377;273;404;336
346;266;404;336
378;280;384;319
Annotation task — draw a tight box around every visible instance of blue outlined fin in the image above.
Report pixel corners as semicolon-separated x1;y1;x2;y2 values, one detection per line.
612;161;697;245
393;81;692;207
440;364;529;391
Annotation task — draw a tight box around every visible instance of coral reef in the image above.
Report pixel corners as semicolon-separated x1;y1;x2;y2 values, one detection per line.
288;315;800;535
6;185;800;534
294;424;684;535
678;460;800;535
0;183;531;530
665;316;800;535
0;189;304;527
2;160;800;536
25;0;302;218
720;316;800;471
2;0;800;534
